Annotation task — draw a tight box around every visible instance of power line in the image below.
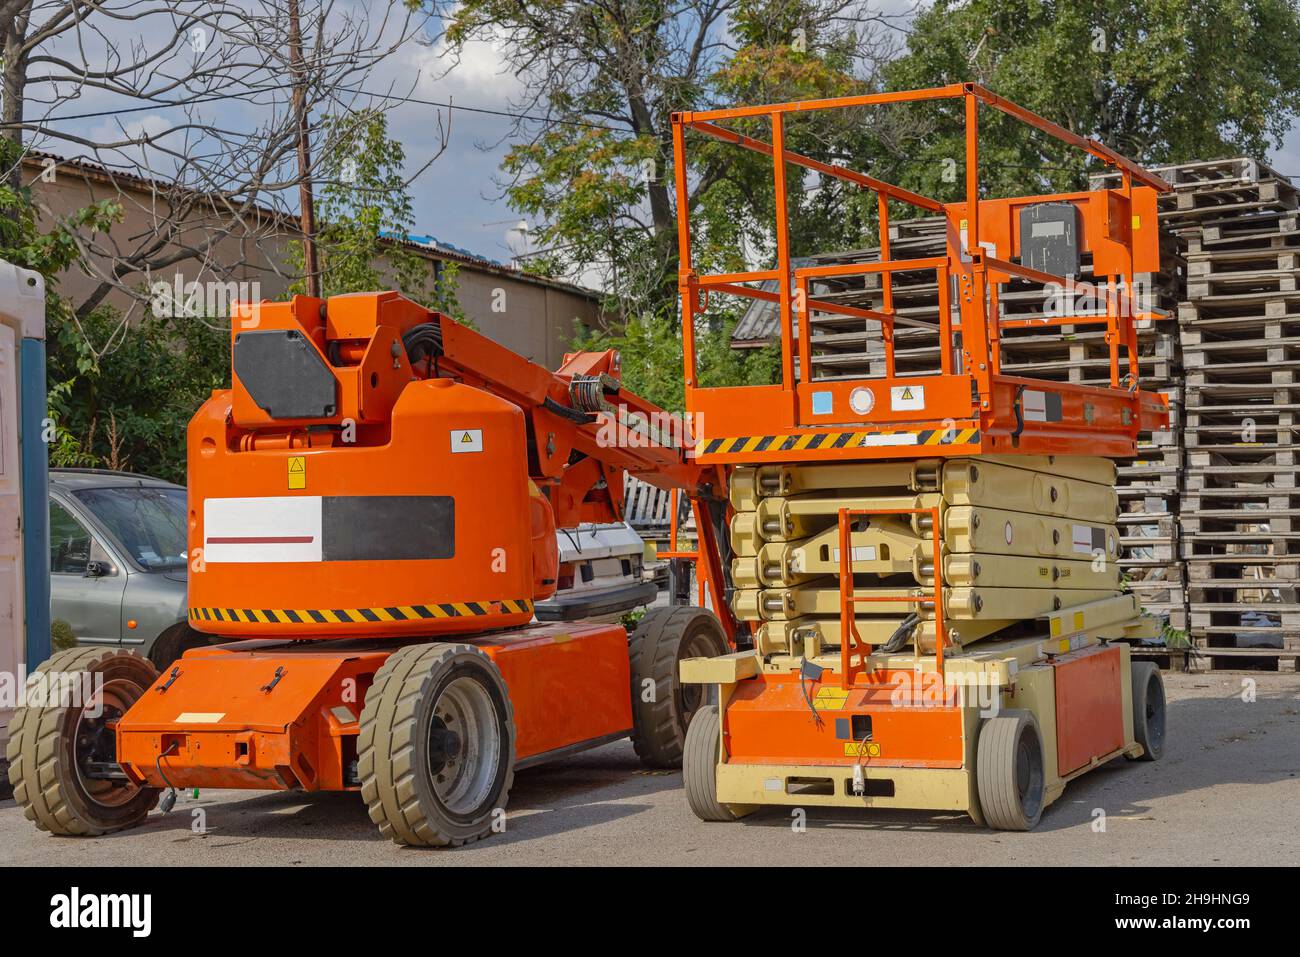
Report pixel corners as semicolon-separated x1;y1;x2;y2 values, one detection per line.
8;84;622;132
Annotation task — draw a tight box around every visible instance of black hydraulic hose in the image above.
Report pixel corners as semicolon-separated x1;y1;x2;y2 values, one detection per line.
882;612;920;654
402;322;443;365
543;395;597;425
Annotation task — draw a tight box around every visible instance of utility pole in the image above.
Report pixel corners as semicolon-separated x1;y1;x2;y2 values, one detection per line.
287;0;319;297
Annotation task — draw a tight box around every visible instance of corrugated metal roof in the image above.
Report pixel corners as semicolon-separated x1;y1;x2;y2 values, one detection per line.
730;257;813;345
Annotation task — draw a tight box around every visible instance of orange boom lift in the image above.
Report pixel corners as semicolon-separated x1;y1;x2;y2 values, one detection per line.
8;84;1171;842
8;293;737;845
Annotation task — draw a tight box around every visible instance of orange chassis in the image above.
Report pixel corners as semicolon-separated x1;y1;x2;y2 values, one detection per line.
116;623;634;792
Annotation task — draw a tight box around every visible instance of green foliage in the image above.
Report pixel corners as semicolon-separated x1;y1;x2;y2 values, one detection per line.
46;308;228;483
879;0;1300;198
1162;623;1190;649
574;312;780;412
50;619;78;652
0;140;207;479
290;109;464;320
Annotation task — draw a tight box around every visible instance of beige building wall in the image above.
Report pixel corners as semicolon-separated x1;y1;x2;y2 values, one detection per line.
23;155;604;370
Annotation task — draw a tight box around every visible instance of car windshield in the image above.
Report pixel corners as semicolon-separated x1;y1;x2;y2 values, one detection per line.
72;485;188;572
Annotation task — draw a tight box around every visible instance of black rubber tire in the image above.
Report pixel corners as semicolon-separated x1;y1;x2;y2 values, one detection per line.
5;647;160;835
976;710;1046;831
683;705;754;822
1129;661;1166;761
628;606;728;768
358;643;516;847
148;623;211;670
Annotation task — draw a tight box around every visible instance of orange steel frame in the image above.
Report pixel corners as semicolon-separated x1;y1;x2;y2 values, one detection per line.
671;82;1172;465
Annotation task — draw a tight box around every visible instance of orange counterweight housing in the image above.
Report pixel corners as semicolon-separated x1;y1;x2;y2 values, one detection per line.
186;294;542;638
188;381;537;636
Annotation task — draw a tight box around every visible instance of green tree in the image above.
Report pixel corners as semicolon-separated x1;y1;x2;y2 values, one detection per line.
440;0;892;321
0;140;199;476
290;109;464;320
877;0;1300;200
45;308;228;483
573;312;780;412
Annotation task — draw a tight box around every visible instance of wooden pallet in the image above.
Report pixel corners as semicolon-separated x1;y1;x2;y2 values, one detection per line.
1192;211;1299;252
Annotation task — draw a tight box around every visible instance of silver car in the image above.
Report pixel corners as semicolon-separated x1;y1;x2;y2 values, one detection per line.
48;469;206;667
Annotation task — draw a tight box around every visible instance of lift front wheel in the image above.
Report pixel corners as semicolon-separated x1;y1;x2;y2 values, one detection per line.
5;647;160;836
1128;662;1166;761
628;606;728;768
976;710;1046;831
683;705;755;822
359;643;516;847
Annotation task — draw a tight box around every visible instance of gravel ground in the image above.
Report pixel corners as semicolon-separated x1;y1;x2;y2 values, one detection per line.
2;671;1297;867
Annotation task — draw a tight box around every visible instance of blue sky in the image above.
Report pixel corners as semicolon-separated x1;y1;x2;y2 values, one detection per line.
27;2;1300;273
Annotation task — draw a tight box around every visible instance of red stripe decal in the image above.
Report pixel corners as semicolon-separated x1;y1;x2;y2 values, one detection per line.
206;536;315;544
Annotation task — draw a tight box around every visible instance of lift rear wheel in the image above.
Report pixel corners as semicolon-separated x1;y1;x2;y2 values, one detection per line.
5;647;160;836
683;704;755;822
976;710;1046;831
359;643;515;847
1128;662;1166;761
628;606;728;768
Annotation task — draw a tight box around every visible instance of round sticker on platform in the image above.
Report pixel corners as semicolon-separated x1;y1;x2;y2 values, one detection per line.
1004;521;1014;545
849;387;875;415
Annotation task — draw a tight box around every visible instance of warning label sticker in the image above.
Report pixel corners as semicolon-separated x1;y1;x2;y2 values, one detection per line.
451;428;484;454
287;455;306;490
844;741;882;758
1071;523;1106;554
832;545;878;564
1022;389;1063;423
814;687;850;711
890;384;925;411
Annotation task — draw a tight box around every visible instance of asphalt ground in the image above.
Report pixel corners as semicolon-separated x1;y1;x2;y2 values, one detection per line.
2;671;1297;866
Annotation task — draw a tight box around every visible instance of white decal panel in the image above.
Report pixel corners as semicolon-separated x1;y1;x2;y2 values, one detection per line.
204;496;323;563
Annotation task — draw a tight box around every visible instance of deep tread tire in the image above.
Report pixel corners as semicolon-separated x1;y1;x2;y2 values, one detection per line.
358;643;515;847
976;710;1046;831
628;606;727;768
1130;662;1166;761
6;647;160;836
683;705;754;822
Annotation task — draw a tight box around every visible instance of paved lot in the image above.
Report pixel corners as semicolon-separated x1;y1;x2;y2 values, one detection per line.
3;672;1297;867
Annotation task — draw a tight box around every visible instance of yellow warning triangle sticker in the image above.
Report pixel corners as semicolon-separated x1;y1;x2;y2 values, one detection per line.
288;458;305;472
461;432;474;443
901;387;913;399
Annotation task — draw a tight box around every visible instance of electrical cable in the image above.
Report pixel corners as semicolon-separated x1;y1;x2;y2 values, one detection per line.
155;741;180;814
1011;383;1027;437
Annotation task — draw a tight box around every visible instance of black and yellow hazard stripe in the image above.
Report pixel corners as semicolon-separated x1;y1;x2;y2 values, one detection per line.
188;599;534;625
700;427;981;456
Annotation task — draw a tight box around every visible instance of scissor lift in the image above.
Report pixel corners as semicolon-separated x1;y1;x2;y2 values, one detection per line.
674;84;1172;828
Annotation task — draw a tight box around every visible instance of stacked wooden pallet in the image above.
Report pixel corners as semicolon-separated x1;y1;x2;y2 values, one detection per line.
1167;159;1300;671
